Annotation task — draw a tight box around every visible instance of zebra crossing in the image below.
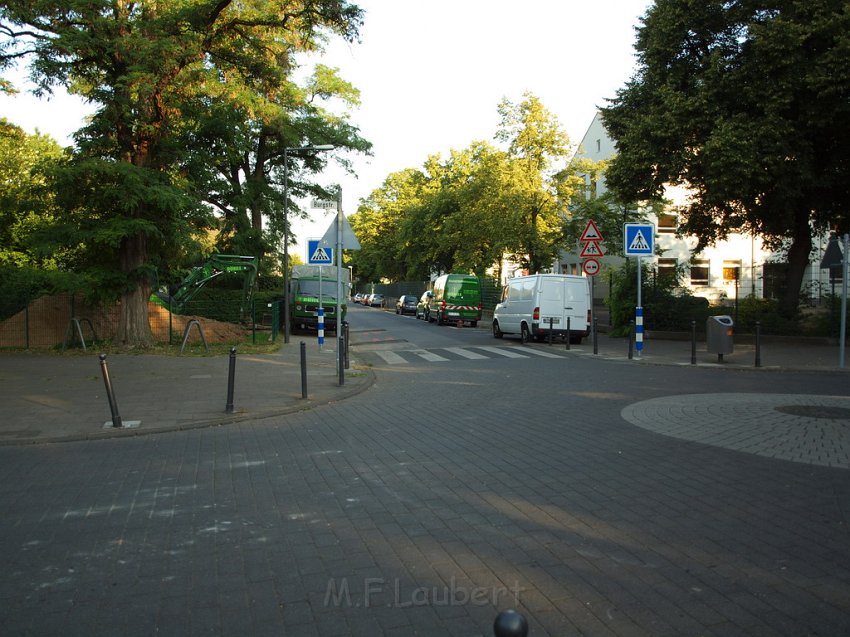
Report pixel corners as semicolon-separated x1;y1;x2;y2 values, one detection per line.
367;344;572;365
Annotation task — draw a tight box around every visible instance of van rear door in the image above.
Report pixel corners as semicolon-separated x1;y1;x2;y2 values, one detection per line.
538;277;566;328
563;277;590;333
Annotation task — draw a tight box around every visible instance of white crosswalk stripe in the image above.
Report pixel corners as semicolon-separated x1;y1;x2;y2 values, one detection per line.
518;347;565;358
444;347;488;360
473;346;529;359
412;349;450;362
374;350;407;364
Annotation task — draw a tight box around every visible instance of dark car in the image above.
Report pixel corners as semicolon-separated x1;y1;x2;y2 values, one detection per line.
395;295;418;315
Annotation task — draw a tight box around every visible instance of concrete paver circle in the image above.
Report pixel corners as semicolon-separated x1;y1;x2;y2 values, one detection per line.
621;392;850;469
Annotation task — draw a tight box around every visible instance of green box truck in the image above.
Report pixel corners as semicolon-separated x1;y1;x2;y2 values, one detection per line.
425;273;482;327
288;265;349;332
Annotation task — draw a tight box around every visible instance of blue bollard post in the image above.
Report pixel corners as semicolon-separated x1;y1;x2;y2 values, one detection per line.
317;307;325;348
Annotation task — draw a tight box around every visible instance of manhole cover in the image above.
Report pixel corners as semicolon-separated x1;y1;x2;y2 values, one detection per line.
775;405;850;420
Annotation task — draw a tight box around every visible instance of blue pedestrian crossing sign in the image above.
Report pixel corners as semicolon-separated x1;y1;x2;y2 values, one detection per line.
624;223;654;256
307;239;334;264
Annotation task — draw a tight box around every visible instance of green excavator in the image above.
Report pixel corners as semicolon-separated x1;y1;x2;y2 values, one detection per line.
150;254;257;318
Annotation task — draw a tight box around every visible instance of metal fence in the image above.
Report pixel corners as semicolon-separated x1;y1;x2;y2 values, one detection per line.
0;292;281;350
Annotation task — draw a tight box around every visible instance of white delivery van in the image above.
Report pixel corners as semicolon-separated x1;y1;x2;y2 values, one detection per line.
492;274;591;344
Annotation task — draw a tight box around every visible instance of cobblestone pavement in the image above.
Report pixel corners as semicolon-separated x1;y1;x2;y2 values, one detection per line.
1;339;849;636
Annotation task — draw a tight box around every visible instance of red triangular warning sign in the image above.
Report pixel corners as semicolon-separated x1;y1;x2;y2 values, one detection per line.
579;241;605;258
580;219;603;242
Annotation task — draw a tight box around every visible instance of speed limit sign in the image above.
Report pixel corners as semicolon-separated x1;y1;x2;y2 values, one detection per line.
582;258;601;276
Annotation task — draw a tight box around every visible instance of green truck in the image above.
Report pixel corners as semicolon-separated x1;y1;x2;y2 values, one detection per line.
288;265;349;333
425;273;482;327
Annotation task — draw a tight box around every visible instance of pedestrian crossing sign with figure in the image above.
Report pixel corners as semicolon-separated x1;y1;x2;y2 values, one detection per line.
624;223;654;256
307;239;333;264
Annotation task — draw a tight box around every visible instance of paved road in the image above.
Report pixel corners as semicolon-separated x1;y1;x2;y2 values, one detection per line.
1;311;849;635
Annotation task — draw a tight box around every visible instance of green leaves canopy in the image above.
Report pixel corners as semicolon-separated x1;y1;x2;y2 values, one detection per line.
602;0;850;314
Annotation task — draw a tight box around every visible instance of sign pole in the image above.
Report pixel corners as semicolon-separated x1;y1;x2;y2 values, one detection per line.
841;233;848;368
635;256;643;357
336;187;344;384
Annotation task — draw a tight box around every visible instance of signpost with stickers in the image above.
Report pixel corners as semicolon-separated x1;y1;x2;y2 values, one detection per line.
579;220;604;347
624;223;655;356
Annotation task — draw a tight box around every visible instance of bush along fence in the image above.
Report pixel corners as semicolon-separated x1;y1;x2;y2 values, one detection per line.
0;291;284;350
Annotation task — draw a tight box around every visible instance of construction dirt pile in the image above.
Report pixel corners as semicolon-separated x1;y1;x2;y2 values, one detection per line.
0;293;249;348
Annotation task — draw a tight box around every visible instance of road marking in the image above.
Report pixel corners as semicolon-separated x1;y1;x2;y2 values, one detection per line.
412;349;450;362
520;347;564;358
444;347;488;360
374;351;407;364
474;346;529;359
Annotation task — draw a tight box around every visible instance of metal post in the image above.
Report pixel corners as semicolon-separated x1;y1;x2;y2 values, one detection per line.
755;321;761;368
548;318;553;345
628;319;635;360
841;234;849;368
343;321;350;369
300;341;308;399
317;307;325;349
98;353;123;428
225;347;236;414
565;317;571;351
593;316;598;355
338;334;345;386
691;320;697;365
283;152;291;344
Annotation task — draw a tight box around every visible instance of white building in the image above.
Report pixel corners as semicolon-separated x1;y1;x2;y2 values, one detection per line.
558;112;835;306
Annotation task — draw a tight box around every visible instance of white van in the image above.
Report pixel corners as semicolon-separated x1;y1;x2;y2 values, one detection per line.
492;274;591;344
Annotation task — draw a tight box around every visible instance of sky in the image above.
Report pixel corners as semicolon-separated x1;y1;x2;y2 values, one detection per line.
0;0;652;261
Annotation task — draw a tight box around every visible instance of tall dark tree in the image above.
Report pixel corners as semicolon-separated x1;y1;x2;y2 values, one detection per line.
0;0;362;345
603;0;850;316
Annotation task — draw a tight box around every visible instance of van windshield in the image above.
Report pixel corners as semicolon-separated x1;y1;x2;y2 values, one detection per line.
446;280;479;302
298;281;338;296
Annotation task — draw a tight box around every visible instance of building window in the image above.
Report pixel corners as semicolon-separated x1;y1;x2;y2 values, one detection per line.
596;139;601;153
723;260;741;282
658;213;677;234
657;258;678;281
690;259;710;286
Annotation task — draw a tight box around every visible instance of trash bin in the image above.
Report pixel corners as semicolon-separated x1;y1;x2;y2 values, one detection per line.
706;315;734;359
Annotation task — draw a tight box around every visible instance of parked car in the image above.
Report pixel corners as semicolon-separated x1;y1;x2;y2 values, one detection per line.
361;294;373;305
353;292;364;303
395;295;418;315
368;293;385;307
415;291;433;320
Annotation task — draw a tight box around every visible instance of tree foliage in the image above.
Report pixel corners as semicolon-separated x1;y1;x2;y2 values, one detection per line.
0;0;363;345
350;93;582;284
602;0;850;316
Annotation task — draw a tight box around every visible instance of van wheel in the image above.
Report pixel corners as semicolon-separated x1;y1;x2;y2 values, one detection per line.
520;324;530;344
492;321;503;339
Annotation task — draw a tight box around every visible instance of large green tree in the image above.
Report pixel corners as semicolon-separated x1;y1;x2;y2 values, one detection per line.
0;0;362;345
603;0;850;316
495;92;571;273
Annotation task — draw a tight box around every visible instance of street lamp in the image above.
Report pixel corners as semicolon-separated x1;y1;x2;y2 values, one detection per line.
283;144;334;343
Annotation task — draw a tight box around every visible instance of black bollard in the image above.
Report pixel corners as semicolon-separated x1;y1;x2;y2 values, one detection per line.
565;316;571;351
628;319;635;360
300;341;308;399
343;321;350;369
755;320;761;367
338;334;345;386
493;609;529;637
691;320;697;365
225;347;236;414
593;316;598;355
548;318;553;345
99;353;123;428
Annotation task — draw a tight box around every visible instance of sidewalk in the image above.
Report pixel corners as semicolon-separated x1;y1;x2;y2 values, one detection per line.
0;337;374;445
1;329;847;446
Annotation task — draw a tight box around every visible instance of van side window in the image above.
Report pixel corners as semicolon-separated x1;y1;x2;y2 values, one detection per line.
520;280;534;301
508;282;521;301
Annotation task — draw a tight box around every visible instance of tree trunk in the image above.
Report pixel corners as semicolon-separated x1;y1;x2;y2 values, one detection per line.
779;211;813;318
117;231;154;347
